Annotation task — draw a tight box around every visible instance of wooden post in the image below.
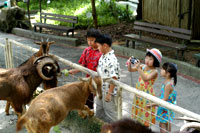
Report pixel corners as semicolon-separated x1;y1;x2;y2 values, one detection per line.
192;0;200;39
39;0;42;23
8;41;14;68
27;0;30;22
91;0;98;28
4;38;9;69
117;87;122;119
178;0;182;28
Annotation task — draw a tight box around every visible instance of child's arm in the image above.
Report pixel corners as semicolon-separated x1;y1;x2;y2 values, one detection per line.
137;67;158;82
163;83;173;101
69;64;84;75
127;58;141;72
146;103;157;108
147;84;173;108
105;76;117;102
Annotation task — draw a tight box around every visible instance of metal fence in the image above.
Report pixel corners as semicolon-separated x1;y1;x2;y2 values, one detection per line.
2;38;200;132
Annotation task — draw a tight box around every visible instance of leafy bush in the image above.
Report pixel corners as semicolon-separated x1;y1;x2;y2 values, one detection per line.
17;0;134;28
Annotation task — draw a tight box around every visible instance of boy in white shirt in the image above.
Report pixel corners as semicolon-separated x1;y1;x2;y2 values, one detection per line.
95;34;120;122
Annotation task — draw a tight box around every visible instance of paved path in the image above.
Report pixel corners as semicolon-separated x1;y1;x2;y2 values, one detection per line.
0;31;199;132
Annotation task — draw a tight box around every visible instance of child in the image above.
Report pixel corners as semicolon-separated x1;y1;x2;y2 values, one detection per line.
148;62;177;133
95;34;120;122
101;118;154;133
127;48;162;127
69;28;102;109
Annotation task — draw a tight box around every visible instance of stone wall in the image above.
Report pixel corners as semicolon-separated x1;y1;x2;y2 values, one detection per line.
0;6;31;32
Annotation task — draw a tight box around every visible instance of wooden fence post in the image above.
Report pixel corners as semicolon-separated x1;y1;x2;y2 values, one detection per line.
117;87;122;119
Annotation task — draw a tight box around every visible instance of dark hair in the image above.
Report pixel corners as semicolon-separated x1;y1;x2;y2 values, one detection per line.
95;34;112;47
101;118;154;133
146;52;160;67
86;28;100;38
162;62;178;85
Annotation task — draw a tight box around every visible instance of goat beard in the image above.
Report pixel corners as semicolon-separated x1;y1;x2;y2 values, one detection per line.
43;77;58;90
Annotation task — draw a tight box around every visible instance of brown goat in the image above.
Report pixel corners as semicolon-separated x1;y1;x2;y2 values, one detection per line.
101;118;155;133
0;46;60;117
4;40;55;115
16;76;102;133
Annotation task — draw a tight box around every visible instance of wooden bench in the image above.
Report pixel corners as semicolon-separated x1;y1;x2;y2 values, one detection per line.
123;21;192;60
33;12;78;36
193;53;200;67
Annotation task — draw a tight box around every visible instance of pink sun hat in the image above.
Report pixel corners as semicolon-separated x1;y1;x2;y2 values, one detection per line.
147;48;162;63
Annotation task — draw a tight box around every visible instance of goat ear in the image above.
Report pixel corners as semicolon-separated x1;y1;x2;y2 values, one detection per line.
48;41;55;45
91;79;97;90
34;41;41;45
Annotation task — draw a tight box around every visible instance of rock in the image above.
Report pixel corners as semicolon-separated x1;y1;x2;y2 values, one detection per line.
0;6;31;32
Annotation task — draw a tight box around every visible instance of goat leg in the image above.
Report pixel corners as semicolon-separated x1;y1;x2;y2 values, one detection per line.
84;105;94;117
78;110;86;118
5;101;11;115
78;105;94;118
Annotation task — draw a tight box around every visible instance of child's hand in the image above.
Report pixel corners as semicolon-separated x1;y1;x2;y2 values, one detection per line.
105;93;112;102
146;103;157;109
134;60;141;70
126;57;132;66
146;103;152;109
69;69;79;75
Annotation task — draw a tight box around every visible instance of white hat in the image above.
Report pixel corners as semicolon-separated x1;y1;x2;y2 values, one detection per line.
147;48;162;63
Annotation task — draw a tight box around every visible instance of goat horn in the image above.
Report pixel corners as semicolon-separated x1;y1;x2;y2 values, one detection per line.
36;57;57;81
180;122;200;132
41;37;44;42
46;37;49;42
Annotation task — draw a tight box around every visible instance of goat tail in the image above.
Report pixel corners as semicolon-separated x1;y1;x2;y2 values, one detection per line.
16;115;27;131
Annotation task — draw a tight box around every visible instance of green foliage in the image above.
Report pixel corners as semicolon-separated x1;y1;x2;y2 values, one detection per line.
17;0;134;28
60;111;104;133
53;126;61;133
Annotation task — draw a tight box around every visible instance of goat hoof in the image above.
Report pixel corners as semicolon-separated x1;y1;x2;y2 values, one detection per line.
89;111;94;116
80;114;87;119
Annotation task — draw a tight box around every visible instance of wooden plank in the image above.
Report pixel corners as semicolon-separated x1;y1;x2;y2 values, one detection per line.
33;23;74;31
41;12;77;20
123;34;187;50
41;16;77;24
134;21;192;35
134;26;191;40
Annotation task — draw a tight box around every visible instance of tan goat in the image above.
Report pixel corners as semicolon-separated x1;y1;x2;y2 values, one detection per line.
16;75;102;133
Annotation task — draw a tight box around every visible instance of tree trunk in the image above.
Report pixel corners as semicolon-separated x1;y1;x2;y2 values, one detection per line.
91;0;98;28
136;0;142;20
192;0;200;40
27;0;30;21
11;0;17;6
